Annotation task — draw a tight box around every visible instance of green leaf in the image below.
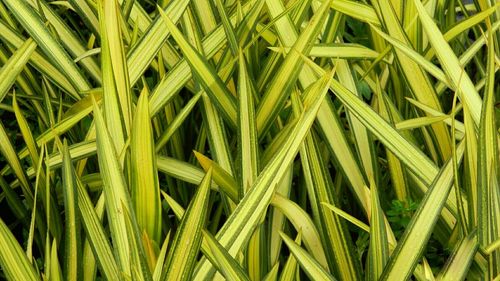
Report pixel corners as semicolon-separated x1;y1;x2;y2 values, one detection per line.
0;120;34;205
307;60;463;224
395;116;450;131
0;38;37;103
92;96;136;277
330;0;380;26
147;0;265;117
3;0;90;92
193;151;239;203
60;140;80;281
301;124;360;280
131;88;162;243
263;263;280;281
122;201;153;281
28;0;101;83
158;7;238;128
380;141;465;280
0;21;79;98
437;231;478;281
321;203;370;233
412;0;483;126
369;24;452;89
163;168;212;280
81;195;104;281
366;182;389;281
155;92;201;152
126;0;191;86
202;230;251;281
192;67;333;280
280;231;336;281
76;183;122;281
372;0;453;161
270;43;384;60
157;155;222;192
152;231;171;281
237;50;259;195
279;232;301;281
272;194;329;269
255;0;332;135
49;240;63;281
214;0;238;55
476;27;500;276
0;217;41;281
97;0;131;152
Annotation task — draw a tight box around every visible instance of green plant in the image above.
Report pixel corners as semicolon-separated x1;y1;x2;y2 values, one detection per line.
0;0;498;280
386;199;419;238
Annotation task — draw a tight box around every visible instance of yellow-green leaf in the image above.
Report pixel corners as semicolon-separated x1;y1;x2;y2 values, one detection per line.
131;88;162;243
163;169;212;280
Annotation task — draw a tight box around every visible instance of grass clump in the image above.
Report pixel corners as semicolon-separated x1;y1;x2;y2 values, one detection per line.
0;0;498;280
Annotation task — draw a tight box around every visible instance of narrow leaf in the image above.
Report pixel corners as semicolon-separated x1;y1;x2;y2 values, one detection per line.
280;231;336;281
0;38;36;103
92;96;135;276
163;169;212;280
202;230;251;281
158;7;238;128
131;88;162;243
0;217;41;281
60;140;80;281
3;0;90;92
380;141;465;280
437;231;478;281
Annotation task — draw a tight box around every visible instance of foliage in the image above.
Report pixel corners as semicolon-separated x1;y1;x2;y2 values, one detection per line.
386;199;419;238
0;0;498;280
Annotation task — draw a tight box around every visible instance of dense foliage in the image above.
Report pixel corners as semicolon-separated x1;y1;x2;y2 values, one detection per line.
0;0;498;280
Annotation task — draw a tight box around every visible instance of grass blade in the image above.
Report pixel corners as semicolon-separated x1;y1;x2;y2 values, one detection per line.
92;96;135;277
279;231;336;281
76;179;122;281
60;140;80;281
126;0;190;86
3;0;90;92
0;217;41;281
131;88;162;244
279;232;302;281
477;28;500;277
81;195;104;281
366;182;389;281
237;50;259;194
372;0;453;161
330;0;379;26
380;141;465;280
192;69;333;280
202;230;251;281
193;151;239;203
0;120;34;205
238;49;265;279
214;0;238;55
155;92;201;152
97;0;130;151
163;169;212;280
28;0;101;83
271;43;384;60
152;231;170;281
437;231;478;281
271;194;329;269
0;38;36;103
412;0;483;126
0;21;79;98
49;240;63;281
158;7;238;128
255;0;332;135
